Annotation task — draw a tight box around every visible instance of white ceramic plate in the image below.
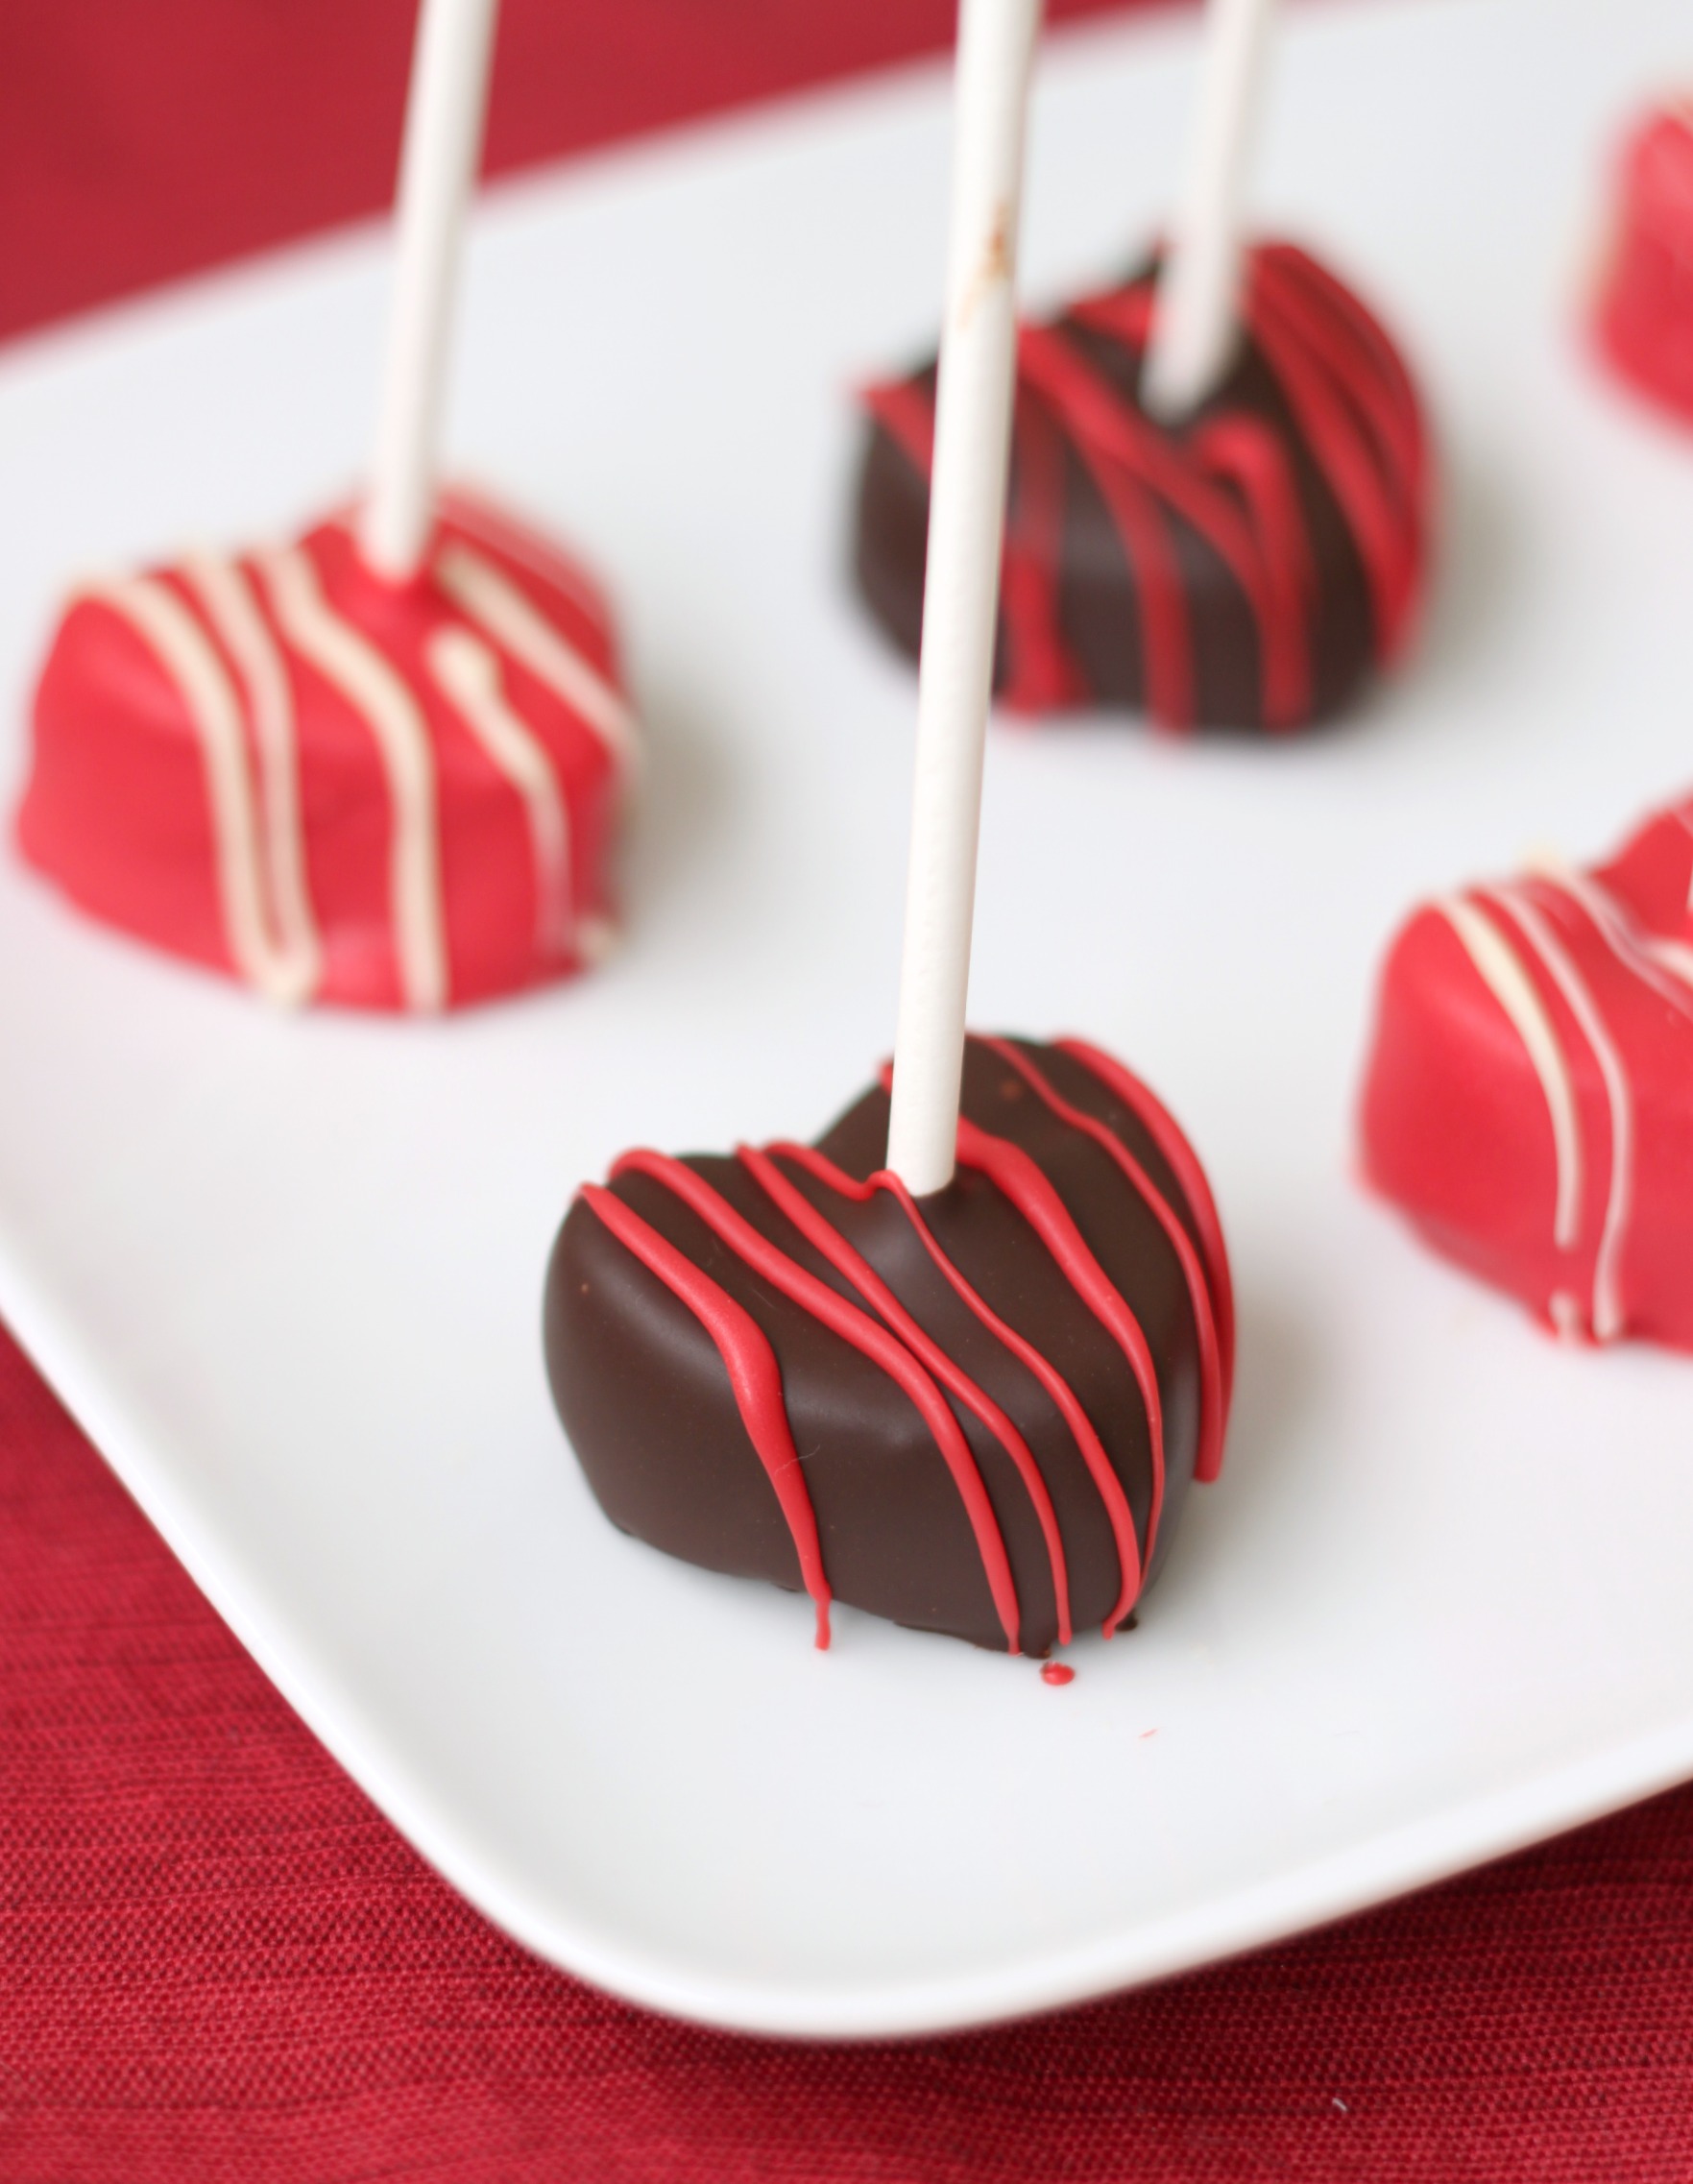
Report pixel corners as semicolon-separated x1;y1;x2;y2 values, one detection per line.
2;0;1692;2040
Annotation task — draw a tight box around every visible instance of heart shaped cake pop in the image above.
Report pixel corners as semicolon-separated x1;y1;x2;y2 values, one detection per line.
544;1036;1233;1653
17;488;638;1011
855;245;1430;735
1360;792;1693;1350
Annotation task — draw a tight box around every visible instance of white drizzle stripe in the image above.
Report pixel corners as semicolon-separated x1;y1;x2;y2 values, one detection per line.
260;546;448;1012
1439;895;1584;1252
427;628;573;957
85;578;308;1006
434;542;639;778
1645;934;1693;986
1488;885;1634;1343
435;487;611;626
1527;859;1693;1024
180;555;322;1000
1550;1291;1584;1343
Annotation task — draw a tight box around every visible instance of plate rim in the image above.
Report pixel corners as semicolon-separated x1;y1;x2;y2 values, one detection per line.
6;1225;1692;2039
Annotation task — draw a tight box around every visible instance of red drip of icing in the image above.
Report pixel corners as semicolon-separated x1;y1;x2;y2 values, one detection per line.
978;1035;1230;1488
577;1183;833;1648
736;1143;1074;1646
769;1141;1146;1638
1054;1036;1237;1434
861;241;1428;729
610;1150;1025;1655
951;1114;1170;1558
1040;1662;1076;1687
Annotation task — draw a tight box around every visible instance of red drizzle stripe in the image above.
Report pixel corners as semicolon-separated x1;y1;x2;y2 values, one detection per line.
737;1144;1074;1645
610;1150;1025;1654
1258;248;1427;519
769;1142;1145;1638
1247;248;1426;662
1022;321;1287;730
1000;393;1086;711
979;1035;1230;1490
577;1183;833;1648
1055;1037;1237;1439
1032;303;1303;692
950;1115;1171;1557
1188;412;1313;726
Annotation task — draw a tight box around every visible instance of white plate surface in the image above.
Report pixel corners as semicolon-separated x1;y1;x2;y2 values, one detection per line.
2;0;1692;2040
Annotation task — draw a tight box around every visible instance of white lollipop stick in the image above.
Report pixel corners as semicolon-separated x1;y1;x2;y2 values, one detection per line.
360;0;500;581
1141;0;1276;423
885;0;1045;1197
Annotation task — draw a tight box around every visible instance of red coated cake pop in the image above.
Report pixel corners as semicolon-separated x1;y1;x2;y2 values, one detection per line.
856;243;1431;734
17;490;636;1010
1360;791;1693;1350
16;0;640;1011
1593;98;1693;426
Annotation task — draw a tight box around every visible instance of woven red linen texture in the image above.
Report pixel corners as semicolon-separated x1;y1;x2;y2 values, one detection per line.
0;0;1137;344
6;1315;1693;2183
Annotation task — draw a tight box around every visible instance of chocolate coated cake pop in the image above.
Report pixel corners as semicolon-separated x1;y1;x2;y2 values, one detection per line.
544;1035;1233;1653
855;244;1430;734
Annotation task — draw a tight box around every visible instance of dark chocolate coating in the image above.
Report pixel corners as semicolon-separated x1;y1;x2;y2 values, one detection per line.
853;245;1427;735
544;1037;1231;1654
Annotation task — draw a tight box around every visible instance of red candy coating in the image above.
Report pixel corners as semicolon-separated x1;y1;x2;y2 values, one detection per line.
16;488;638;1011
1593;100;1693;426
1360;793;1693;1351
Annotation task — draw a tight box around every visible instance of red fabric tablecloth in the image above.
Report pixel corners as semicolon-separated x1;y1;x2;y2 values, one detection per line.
0;0;1124;343
9;1315;1693;2181
5;6;1693;2178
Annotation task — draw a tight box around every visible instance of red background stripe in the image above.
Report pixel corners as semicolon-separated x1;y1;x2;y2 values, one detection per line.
0;0;1146;344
